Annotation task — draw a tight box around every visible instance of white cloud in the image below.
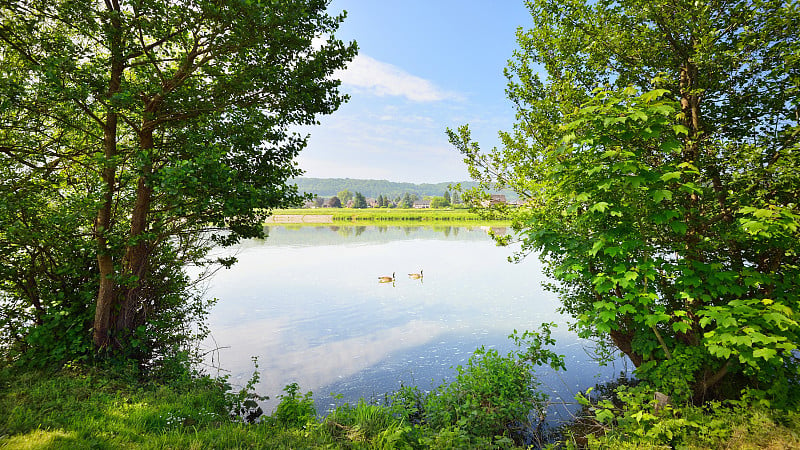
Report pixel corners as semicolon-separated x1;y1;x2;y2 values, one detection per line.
337;54;461;102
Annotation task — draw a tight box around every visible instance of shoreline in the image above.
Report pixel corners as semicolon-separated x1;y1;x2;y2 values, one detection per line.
265;214;334;223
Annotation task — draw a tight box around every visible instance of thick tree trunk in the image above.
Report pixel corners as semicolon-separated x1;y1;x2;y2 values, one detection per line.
115;129;154;333
92;1;124;349
93;123;118;349
610;328;643;367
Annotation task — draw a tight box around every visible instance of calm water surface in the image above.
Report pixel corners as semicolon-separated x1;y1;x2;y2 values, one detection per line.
200;225;626;423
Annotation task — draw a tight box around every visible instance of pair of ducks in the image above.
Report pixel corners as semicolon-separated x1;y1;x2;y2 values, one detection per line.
379;270;423;282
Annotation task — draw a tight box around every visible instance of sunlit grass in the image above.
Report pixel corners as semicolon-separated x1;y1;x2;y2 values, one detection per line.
2;359;799;449
274;207;502;221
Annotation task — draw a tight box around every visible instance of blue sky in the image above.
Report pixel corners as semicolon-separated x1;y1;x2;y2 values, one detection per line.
295;0;533;183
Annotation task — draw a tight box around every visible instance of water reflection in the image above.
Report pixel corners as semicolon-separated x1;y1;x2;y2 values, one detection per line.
200;225;621;421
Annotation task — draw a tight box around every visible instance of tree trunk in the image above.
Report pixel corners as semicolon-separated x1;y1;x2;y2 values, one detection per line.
92;1;124;350
115;128;154;333
93;121;119;349
610;328;643;367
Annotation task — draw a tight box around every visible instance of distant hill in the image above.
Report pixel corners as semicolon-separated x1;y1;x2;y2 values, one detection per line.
289;177;517;201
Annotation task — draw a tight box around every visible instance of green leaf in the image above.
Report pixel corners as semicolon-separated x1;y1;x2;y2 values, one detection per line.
670;221;688;234
629;109;648;122
640;89;671;103
590;240;605;256
672;322;692;333
752;348;777;361
660;171;682;182
595;408;616;424
652;189;673;203
599;310;617;321
603;116;628;127
660;139;682;153
651;104;674;116
673;124;690;136
707;344;732;359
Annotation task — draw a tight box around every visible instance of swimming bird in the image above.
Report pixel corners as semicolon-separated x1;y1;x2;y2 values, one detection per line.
378;272;395;283
408;269;423;279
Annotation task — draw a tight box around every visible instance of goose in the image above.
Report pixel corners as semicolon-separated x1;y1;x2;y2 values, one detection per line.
378;272;395;283
408;269;423;279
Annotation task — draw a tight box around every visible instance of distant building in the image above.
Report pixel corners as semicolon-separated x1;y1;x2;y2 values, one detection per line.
481;194;507;207
366;198;379;208
412;200;431;209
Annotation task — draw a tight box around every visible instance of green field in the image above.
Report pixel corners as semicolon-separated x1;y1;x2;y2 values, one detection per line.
273;207;509;224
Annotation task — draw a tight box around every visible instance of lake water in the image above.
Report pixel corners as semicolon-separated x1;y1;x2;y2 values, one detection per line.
199;225;627;424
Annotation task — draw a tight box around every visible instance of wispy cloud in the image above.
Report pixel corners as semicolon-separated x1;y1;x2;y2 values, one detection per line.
338;54;461;102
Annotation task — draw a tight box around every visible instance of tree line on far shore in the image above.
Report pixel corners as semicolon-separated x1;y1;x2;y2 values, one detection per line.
307;189;461;208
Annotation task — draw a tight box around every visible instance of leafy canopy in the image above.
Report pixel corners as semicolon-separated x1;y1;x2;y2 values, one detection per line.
450;0;800;403
0;0;356;365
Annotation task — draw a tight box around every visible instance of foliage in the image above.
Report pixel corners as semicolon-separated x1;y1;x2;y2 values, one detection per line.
322;399;411;447
391;324;565;446
271;382;316;429
291;176;515;201
0;0;356;364
2;358;799;449
450;0;800;402
430;196;451;208
352;191;368;209
327;195;342;208
223;357;267;424
338;189;354;204
566;382;800;449
401;193;414;208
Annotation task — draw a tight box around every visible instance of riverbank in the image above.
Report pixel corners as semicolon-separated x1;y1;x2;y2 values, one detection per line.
265;214;335;223
2;364;799;449
271;207;509;224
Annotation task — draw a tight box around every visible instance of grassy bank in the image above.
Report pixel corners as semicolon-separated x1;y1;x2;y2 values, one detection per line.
2;365;799;449
0;341;548;449
274;207;508;224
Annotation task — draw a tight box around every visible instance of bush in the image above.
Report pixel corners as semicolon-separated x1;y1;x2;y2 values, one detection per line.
391;324;564;446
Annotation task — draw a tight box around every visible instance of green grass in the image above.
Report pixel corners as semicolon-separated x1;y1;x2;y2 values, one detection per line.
0;366;327;449
273;207;508;224
2;365;800;449
0;366;422;449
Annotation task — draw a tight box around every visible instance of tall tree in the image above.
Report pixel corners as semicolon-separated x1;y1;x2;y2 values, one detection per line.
0;0;356;357
327;196;342;208
450;0;799;401
352;191;367;209
401;193;413;208
337;189;353;204
430;196;448;208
